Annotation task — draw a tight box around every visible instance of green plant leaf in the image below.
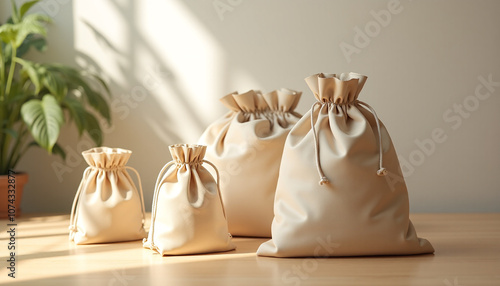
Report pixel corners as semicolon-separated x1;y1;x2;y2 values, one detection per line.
16;34;47;58
26;140;38;147
42;68;67;98
4;87;32;104
89;73;111;98
47;65;111;123
0;23;17;43
21;140;64;163
0;12;50;48
84;112;103;146
20;95;64;152
2;128;18;139
20;0;40;19
30;36;47;51
2;41;13;65
17;58;41;93
83;86;110;124
14;13;50;47
63;96;87;135
10;0;20;24
52;142;66;160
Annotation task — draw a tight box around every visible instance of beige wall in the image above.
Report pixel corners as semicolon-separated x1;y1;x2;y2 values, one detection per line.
2;0;499;213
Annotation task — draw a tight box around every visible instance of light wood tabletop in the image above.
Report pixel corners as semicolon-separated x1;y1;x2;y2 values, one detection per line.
1;213;499;286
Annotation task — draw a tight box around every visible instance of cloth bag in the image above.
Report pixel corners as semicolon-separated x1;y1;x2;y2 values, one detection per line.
199;89;302;237
69;147;146;244
143;144;235;255
257;73;434;257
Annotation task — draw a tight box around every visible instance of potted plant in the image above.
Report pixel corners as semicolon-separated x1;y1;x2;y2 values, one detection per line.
1;0;111;217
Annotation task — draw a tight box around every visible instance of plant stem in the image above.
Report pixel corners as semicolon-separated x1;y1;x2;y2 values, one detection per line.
0;43;4;173
5;43;17;96
7;124;27;171
1;44;17;173
0;43;5;100
0;123;12;173
0;130;10;174
3;101;23;171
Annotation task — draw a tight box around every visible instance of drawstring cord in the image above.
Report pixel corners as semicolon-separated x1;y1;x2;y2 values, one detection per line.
310;102;329;185
310;100;387;186
144;159;229;251
124;166;147;229
201;160;227;219
68;166;93;241
356;100;387;176
203;160;232;238
145;161;176;252
69;165;147;241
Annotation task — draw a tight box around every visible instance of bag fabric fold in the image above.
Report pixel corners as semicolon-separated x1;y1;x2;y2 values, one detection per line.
199;89;302;237
143;144;235;255
257;73;434;257
69;147;146;244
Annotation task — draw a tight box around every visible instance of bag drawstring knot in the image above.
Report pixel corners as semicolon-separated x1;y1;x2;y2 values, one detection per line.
310;100;387;186
356;100;387;177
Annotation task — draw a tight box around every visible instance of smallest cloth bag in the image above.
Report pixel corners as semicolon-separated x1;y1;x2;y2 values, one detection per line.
69;147;147;244
143;144;235;255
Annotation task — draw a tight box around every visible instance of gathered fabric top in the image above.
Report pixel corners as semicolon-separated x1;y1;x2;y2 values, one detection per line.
305;72;367;104
220;88;301;113
82;147;132;169
169;144;206;165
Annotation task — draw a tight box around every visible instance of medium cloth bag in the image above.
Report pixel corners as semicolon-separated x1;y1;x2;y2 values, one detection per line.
143;144;235;255
257;73;434;257
199;89;302;237
69;147;146;244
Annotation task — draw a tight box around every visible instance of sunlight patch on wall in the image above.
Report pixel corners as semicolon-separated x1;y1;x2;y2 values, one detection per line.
74;0;131;88
71;0;263;143
136;0;227;141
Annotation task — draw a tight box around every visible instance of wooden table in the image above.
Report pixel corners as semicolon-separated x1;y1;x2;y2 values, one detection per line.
1;213;499;285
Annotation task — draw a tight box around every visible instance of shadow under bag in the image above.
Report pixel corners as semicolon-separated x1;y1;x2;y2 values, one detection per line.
257;73;434;257
199;89;302;237
143;144;235;255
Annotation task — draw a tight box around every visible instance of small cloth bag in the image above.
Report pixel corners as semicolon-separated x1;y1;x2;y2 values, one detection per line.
69;147;146;244
143;144;235;255
258;73;434;257
199;89;302;237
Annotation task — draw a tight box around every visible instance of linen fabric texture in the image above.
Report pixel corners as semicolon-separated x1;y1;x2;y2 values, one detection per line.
257;73;434;257
69;147;147;244
199;89;302;237
143;144;235;255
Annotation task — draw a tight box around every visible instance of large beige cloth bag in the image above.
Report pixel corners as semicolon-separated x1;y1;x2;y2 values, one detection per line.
143;144;235;255
69;147;146;244
199;89;302;237
258;73;434;257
